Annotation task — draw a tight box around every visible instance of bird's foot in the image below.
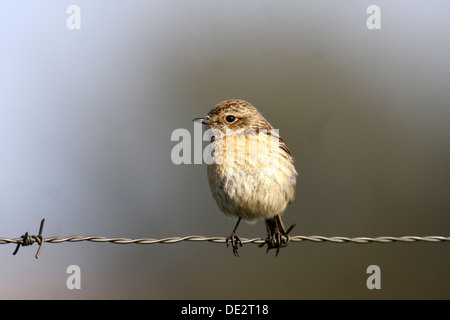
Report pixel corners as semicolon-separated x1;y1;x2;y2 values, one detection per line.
260;221;296;256
226;231;243;257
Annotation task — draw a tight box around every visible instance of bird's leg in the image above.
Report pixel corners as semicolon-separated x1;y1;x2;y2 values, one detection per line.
260;214;296;256
226;217;243;256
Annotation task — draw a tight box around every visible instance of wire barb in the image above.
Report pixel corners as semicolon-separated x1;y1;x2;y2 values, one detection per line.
12;219;46;259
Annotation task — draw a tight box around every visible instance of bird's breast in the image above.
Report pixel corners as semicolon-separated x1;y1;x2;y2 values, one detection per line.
206;133;297;220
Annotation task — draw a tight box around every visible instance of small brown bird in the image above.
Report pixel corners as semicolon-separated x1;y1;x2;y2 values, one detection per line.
194;99;297;256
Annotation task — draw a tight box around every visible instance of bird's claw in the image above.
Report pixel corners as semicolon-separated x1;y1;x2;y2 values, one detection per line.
259;223;295;256
226;232;242;257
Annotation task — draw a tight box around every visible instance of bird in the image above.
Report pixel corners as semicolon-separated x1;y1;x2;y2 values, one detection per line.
193;99;297;256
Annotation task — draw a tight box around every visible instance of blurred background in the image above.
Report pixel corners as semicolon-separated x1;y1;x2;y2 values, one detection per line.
0;0;449;299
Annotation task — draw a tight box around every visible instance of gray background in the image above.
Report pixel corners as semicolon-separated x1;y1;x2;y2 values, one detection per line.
1;0;449;299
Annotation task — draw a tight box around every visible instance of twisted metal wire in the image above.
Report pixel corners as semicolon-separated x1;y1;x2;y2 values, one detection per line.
2;234;449;245
1;219;448;258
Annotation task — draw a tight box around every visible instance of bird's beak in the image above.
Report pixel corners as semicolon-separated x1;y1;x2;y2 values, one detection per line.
193;117;213;125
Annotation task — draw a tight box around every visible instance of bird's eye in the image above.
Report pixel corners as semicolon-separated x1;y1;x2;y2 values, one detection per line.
225;115;236;123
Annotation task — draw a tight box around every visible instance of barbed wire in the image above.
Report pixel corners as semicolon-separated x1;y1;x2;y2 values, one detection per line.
1;219;449;258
